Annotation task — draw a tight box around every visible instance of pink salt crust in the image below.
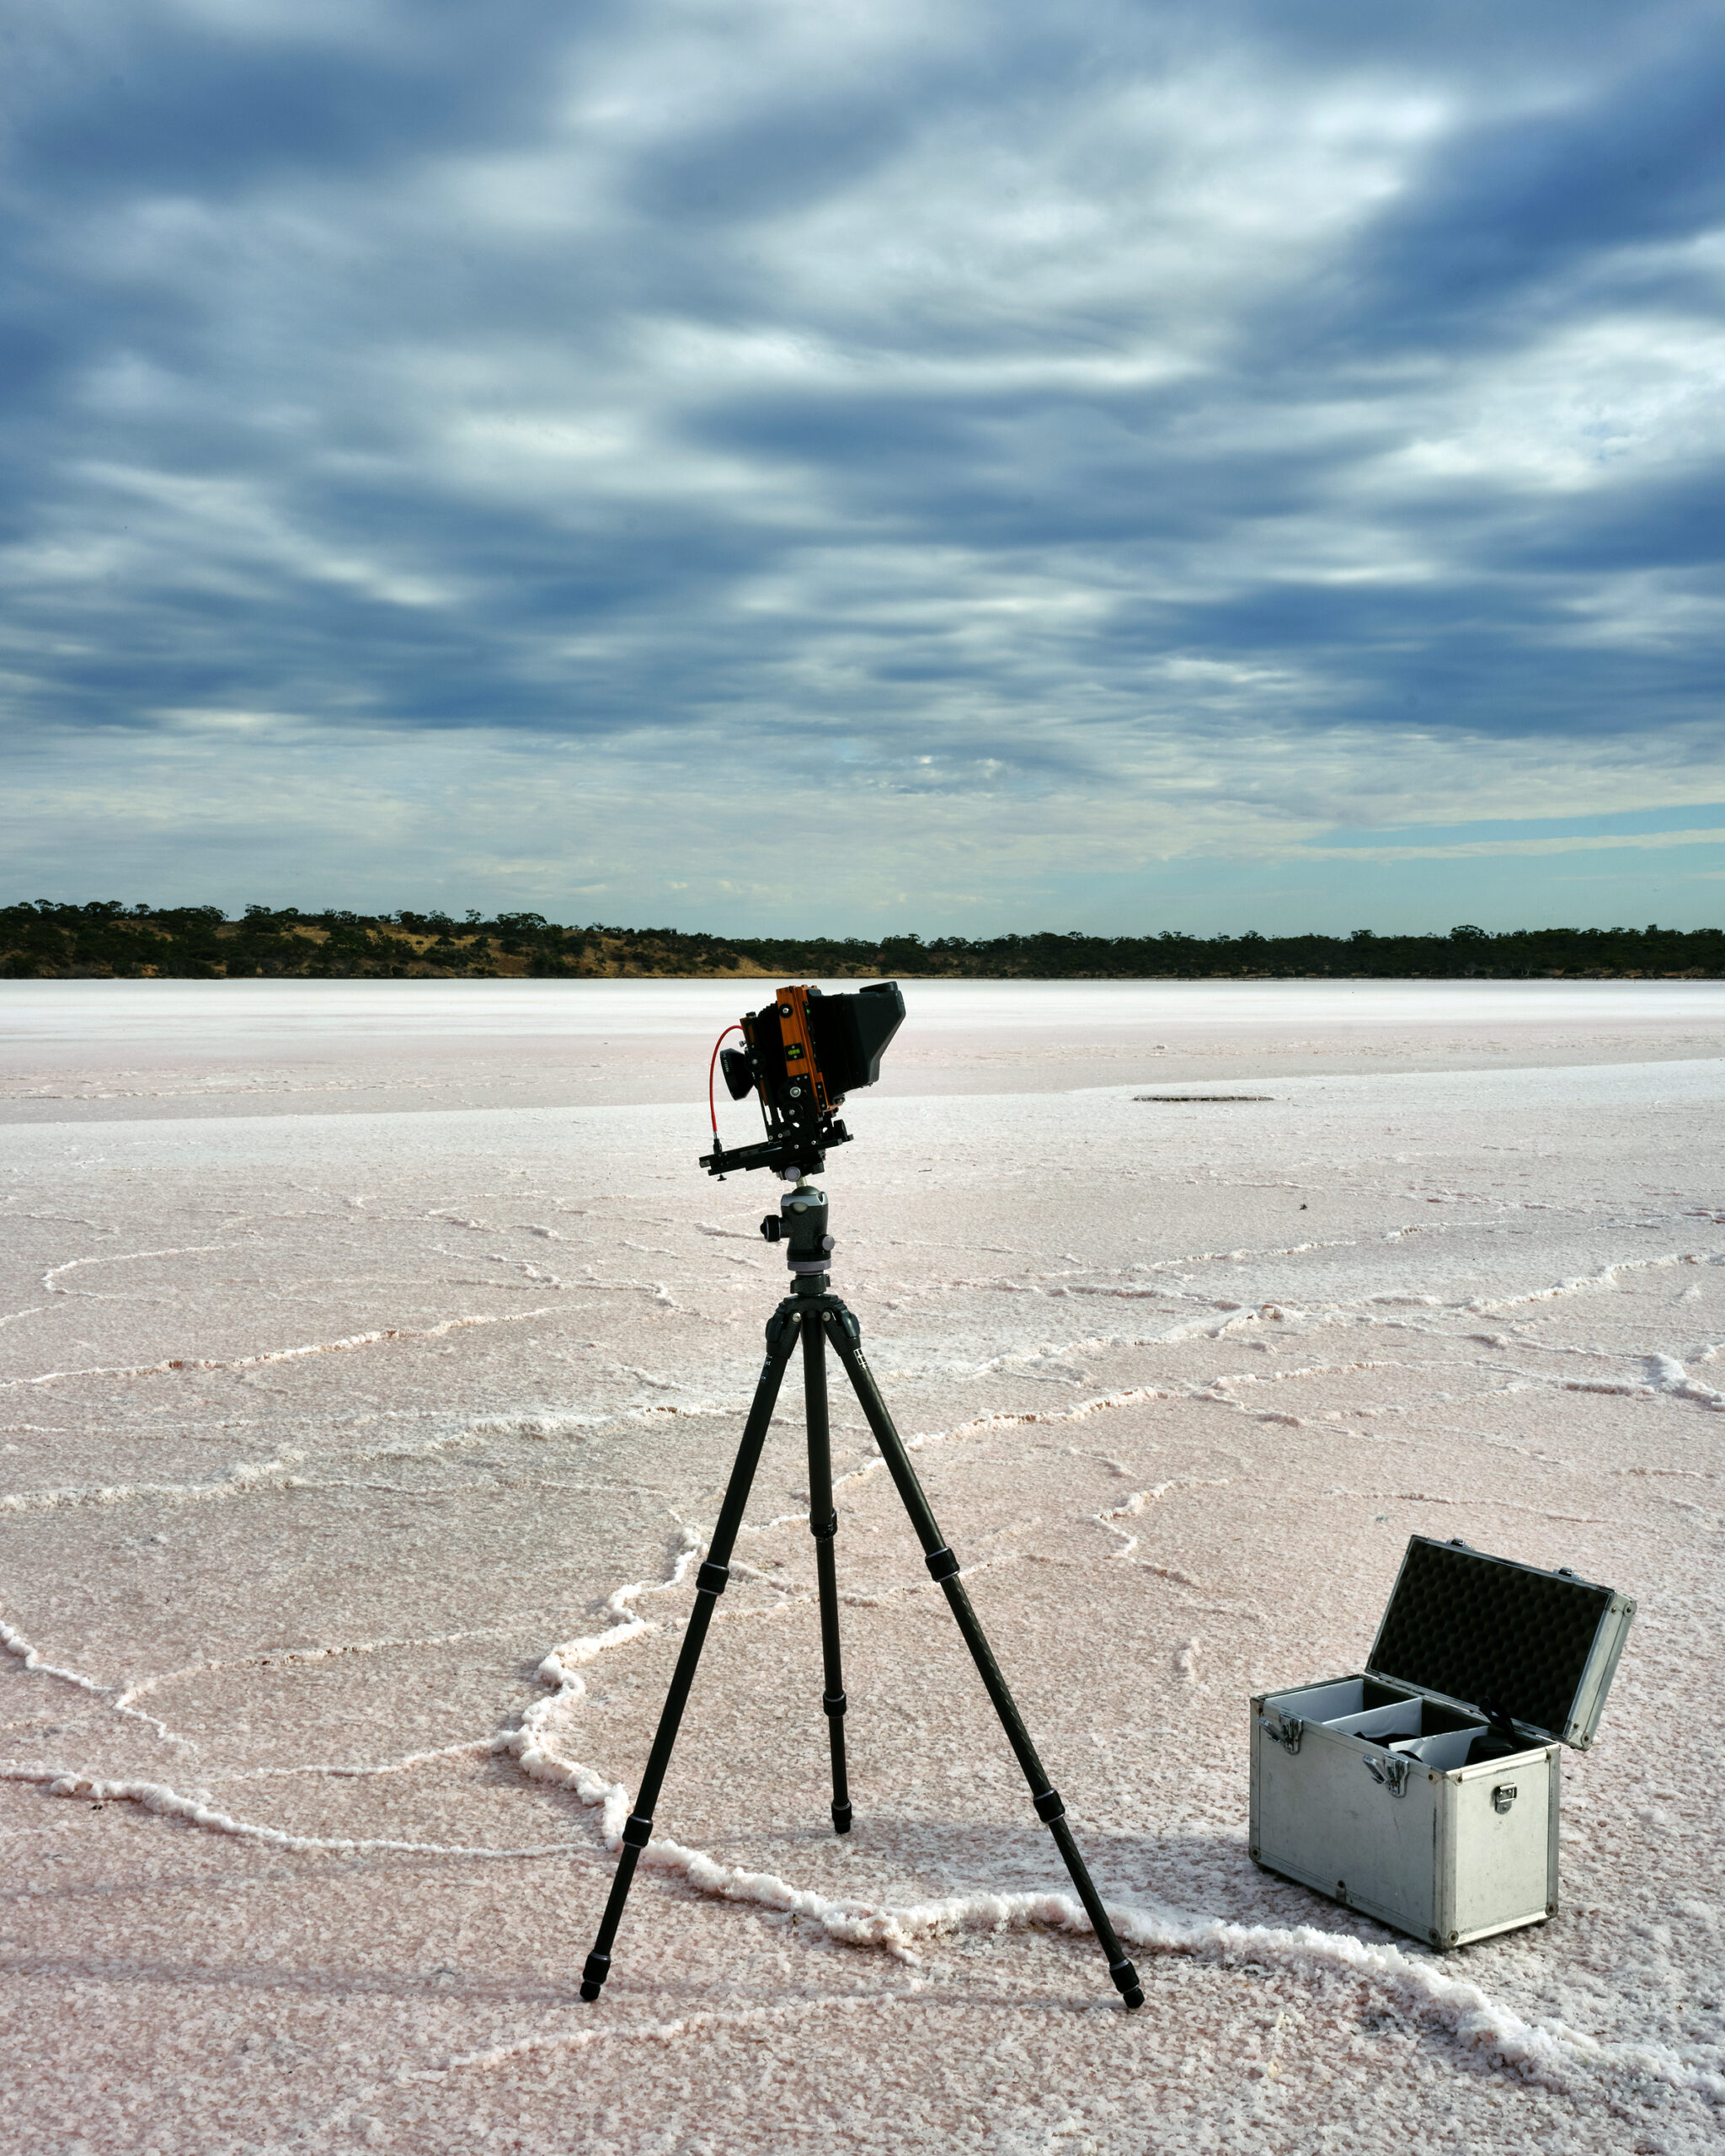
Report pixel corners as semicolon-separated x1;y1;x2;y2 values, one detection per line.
2;979;1722;2153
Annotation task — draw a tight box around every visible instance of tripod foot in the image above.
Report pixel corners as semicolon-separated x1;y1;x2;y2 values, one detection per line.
830;1800;852;1833
579;1951;610;2003
1110;1957;1144;2009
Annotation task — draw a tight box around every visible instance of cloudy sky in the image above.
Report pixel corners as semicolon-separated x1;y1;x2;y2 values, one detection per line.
5;0;1724;934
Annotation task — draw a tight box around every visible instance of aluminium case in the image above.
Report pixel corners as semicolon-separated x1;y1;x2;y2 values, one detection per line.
1249;1537;1636;1951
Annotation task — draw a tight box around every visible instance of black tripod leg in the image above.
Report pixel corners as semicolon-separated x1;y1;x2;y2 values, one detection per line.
823;1307;1144;2010
579;1305;801;2004
802;1313;852;1833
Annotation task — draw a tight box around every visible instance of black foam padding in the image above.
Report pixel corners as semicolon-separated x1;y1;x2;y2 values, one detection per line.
1370;1539;1611;1738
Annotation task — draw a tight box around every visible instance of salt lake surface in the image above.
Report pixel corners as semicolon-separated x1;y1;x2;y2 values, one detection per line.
3;979;1722;2153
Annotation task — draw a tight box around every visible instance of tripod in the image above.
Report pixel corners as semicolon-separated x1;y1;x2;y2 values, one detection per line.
578;1177;1145;2010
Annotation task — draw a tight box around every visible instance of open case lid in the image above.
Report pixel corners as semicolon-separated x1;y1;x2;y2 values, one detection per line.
1367;1536;1637;1749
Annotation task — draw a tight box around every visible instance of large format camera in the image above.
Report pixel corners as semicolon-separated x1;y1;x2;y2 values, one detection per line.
702;980;904;1179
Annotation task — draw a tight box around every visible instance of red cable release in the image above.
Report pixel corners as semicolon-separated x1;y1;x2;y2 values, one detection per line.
708;1022;744;1139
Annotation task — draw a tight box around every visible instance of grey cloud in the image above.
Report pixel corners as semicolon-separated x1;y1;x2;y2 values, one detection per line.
1306;34;1725;359
2;0;1723;926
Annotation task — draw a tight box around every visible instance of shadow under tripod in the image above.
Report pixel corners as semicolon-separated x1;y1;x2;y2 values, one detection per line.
578;1176;1144;2011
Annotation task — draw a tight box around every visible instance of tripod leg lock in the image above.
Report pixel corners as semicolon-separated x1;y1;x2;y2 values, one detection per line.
1110;1957;1145;2009
696;1560;729;1596
579;1951;611;2002
810;1509;838;1540
621;1812;654;1850
766;1309;800;1353
821;1689;847;1719
1032;1786;1066;1824
924;1545;961;1583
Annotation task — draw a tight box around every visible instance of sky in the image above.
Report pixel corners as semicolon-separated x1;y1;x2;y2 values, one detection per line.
3;0;1724;937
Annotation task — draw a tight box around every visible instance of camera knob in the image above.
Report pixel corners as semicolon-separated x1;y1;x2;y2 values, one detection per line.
760;1216;783;1242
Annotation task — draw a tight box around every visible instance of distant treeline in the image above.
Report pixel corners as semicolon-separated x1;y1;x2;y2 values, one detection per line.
2;902;1721;980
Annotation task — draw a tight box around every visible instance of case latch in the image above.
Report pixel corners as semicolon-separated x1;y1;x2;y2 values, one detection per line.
1263;1709;1303;1755
1492;1783;1518;1814
1364;1753;1412;1797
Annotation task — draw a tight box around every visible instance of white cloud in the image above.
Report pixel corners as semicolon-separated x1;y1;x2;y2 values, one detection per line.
4;0;1724;927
